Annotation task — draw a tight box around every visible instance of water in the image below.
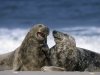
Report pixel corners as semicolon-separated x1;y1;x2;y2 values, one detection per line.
0;0;100;54
0;0;100;28
0;26;100;54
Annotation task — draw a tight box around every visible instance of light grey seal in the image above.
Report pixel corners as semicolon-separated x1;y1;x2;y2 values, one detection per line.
0;24;49;71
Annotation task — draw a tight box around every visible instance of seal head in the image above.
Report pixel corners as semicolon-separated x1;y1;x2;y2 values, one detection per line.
53;30;76;51
30;24;49;42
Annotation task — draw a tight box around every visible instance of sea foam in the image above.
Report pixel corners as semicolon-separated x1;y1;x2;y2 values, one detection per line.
0;26;100;54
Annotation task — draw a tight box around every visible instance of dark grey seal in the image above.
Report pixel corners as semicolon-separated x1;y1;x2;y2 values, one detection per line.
48;30;77;71
0;24;49;71
46;30;100;72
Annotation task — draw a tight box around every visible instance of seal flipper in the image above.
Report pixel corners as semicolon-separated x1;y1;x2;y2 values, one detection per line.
0;51;15;71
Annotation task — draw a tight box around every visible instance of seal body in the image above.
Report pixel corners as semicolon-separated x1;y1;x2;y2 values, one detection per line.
49;30;77;71
75;47;100;71
49;30;100;71
0;24;50;71
0;51;15;70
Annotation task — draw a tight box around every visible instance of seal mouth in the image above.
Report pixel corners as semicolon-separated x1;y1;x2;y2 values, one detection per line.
37;32;45;39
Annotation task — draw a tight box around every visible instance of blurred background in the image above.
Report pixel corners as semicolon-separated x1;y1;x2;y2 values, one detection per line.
0;0;100;54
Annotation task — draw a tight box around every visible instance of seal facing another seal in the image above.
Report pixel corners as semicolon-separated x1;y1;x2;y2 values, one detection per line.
0;24;50;71
49;30;77;71
13;24;49;71
48;30;100;71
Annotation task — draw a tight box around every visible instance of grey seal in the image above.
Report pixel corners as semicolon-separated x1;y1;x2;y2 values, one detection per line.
48;30;100;72
0;24;49;71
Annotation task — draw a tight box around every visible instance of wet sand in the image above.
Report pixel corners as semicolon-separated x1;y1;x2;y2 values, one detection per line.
0;71;99;75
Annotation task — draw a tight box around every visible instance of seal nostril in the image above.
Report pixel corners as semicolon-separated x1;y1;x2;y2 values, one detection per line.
53;31;57;34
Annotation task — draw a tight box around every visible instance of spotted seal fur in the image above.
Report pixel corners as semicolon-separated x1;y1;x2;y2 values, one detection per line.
48;30;77;71
46;30;100;72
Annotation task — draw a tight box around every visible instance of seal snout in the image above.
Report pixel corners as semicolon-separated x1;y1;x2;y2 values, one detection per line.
53;30;57;34
53;30;62;38
53;30;58;38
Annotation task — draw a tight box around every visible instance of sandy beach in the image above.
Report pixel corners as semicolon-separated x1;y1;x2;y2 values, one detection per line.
0;71;99;75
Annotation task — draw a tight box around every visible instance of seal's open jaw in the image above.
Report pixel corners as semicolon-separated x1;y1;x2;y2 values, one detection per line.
37;32;46;41
34;24;49;41
37;32;45;38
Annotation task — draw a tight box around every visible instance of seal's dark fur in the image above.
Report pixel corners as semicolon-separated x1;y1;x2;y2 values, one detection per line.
49;30;100;71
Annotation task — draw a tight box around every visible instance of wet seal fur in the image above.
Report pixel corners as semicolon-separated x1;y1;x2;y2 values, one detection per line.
0;24;49;71
48;30;77;71
46;30;100;72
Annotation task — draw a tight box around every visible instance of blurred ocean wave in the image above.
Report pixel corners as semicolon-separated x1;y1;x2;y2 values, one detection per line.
0;0;100;54
0;26;100;54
